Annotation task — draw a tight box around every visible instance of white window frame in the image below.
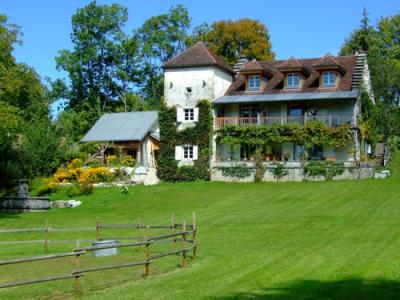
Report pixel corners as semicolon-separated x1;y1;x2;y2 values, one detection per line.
184;108;195;121
183;145;194;159
321;71;336;87
286;73;300;89
248;75;261;91
175;145;198;161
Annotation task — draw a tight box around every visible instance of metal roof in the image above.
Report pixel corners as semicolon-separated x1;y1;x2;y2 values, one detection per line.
81;111;158;142
214;90;360;104
150;132;160;141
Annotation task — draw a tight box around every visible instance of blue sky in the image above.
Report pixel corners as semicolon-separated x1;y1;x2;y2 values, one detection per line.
0;0;399;82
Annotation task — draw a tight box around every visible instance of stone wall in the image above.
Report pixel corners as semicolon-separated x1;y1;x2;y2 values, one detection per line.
211;161;374;182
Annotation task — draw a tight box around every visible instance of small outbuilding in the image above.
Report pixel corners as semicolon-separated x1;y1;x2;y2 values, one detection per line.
81;111;159;167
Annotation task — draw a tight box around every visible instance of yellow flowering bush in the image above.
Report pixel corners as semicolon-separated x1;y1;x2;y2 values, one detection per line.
122;155;135;167
77;167;114;184
54;168;69;183
107;155;118;164
54;159;115;184
67;158;83;169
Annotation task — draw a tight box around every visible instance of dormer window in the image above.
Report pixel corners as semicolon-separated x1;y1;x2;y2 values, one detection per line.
248;75;260;91
322;71;336;87
286;73;300;89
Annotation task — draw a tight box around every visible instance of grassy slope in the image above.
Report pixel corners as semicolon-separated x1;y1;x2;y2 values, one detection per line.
1;163;400;299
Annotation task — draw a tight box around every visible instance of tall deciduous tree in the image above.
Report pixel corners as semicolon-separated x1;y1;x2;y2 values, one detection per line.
135;5;191;108
191;18;275;65
341;10;400;140
56;1;141;128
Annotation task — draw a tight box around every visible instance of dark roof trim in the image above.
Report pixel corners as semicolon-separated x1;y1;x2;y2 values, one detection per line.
214;91;360;104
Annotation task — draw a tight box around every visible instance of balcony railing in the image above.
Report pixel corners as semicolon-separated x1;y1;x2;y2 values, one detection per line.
214;115;355;130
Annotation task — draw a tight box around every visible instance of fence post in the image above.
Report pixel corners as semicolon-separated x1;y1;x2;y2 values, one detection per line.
137;216;142;252
171;214;176;250
181;220;187;267
44;219;49;254
74;240;82;297
144;225;150;277
96;217;101;241
192;212;197;259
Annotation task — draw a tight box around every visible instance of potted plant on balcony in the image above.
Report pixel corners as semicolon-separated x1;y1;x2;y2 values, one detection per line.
283;152;290;162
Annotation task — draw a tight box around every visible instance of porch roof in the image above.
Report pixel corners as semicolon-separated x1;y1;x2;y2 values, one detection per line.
214;90;359;104
81;111;158;142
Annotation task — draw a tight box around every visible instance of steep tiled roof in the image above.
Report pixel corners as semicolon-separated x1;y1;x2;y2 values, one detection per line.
225;55;357;95
240;59;274;78
277;56;305;71
313;54;346;74
162;42;235;75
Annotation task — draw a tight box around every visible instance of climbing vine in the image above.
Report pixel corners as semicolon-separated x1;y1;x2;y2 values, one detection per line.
158;100;213;182
216;120;353;150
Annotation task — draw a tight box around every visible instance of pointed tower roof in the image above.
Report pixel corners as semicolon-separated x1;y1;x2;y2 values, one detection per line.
162;42;235;75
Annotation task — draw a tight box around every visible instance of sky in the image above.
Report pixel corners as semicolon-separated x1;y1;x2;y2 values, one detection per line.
0;0;399;82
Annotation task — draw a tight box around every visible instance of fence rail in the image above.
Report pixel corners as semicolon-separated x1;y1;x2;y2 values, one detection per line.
214;115;355;129
0;213;198;296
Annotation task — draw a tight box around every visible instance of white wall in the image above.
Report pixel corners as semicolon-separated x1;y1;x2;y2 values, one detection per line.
164;66;233;108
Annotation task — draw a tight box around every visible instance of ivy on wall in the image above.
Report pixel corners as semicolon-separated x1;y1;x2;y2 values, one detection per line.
216;121;353;150
158;100;213;182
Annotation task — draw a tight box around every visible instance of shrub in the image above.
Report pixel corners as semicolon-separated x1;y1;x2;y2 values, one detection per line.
272;163;288;181
304;161;345;181
304;161;325;178
218;164;252;178
121;155;135;167
66;184;81;197
67;158;83;169
37;179;58;196
77;167;114;184
107;155;118;165
177;166;199;182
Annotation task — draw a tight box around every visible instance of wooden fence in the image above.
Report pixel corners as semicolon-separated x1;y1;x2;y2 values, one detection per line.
0;213;197;296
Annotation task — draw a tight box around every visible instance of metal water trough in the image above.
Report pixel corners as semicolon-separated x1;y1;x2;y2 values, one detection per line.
92;240;119;257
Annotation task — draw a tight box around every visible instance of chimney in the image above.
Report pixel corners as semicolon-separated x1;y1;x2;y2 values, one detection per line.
233;56;249;77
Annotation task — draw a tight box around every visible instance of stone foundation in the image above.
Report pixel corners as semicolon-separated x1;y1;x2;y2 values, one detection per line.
211;161;374;182
0;197;51;211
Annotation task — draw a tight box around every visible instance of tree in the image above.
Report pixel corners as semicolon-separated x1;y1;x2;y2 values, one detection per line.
56;1;142;127
340;10;400;140
191;18;275;65
135;5;191;107
340;8;379;55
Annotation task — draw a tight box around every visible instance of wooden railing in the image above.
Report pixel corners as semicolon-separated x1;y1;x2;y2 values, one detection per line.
0;214;197;296
214;115;355;129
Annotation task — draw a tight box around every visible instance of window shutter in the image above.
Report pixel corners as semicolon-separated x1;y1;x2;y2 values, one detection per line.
193;108;199;122
177;108;184;122
193;145;199;160
175;146;182;160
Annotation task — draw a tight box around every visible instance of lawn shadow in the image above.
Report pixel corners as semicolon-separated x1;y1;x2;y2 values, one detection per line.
210;278;400;300
0;211;22;220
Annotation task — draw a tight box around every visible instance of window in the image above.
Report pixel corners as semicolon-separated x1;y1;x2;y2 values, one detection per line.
184;108;194;121
183;146;194;159
286;73;300;88
322;71;336;87
186;87;192;93
240;104;259;120
248;75;260;90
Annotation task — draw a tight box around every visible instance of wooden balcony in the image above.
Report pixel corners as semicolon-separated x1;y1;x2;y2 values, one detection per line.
214;115;355;130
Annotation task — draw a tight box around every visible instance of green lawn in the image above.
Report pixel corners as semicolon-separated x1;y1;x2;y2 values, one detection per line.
1;161;400;299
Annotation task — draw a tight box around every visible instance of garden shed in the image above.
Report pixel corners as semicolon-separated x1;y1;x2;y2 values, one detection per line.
81;111;159;167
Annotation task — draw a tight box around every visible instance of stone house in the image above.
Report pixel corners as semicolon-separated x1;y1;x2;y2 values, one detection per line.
162;42;374;181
